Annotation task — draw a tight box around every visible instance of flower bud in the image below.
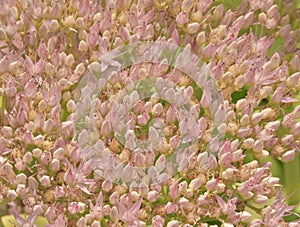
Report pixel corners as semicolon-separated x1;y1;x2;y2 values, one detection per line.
91;221;101;227
16;173;27;184
32;148;42;158
187;178;201;192
178;197;189;208
186;22;199;34
38;41;48;59
206;178;218;191
253;194;268;204
103;205;111;216
120;26;130;41
50;19;59;32
68;202;80;214
254;150;269;159
167;220;179;227
222;168;235;180
145;150;155;166
166;105;177;124
259;86;273;99
43;119;54;133
40;175;51;187
45;205;56;222
152;215;164;227
242;138;254;149
64;54;75;67
237;127;252;138
23;151;33;164
252;112;263;124
283;113;295;128
102;179;113;191
253;140;263;152
240;114;249;126
170;135;180;149
232;149;244;162
258;12;267;23
244;11;254;28
28;176;38;189
281;135;294;145
176;12;188;26
265;120;280;131
147;191;159;202
110;206;119;221
1;126;13;138
166;202;178;214
74;63;85;76
40;151;52;165
50;159;60;172
53;147;65;160
236;99;247;111
235;75;246;89
281;149;295;162
287;72;300;88
7;190;17;200
54;186;65;199
290;55;300;72
137;113;150;126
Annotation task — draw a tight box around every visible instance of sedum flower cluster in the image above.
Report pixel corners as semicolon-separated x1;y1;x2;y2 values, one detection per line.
0;0;300;226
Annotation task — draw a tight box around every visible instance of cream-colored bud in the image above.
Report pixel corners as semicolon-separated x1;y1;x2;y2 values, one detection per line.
253;140;263;152
254;150;269;159
50;20;59;32
252;112;263;124
242;138;254;149
287;72;300;88
270;52;280;68
74;63;85;76
62;91;71;102
76;17;85;28
261;108;273;119
9;60;22;75
93;13;102;22
258;12;267;23
65;54;75;67
259;86;273;99
78;40;88;52
234;75;246;89
46;62;55;76
78;29;87;40
196;31;206;46
186;22;199;34
38;100;47;112
240;114;250;126
216;183;226;193
236;99;248;111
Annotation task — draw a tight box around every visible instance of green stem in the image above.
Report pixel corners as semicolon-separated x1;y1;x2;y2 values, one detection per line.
283;153;300;205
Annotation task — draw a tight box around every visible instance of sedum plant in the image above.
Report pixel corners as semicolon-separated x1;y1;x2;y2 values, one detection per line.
0;0;300;226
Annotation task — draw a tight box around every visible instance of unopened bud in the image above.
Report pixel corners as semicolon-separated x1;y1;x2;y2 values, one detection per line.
40;175;51;187
281;149;295;162
236;99;248;111
50;159;60;172
50;19;59;32
253;194;268;204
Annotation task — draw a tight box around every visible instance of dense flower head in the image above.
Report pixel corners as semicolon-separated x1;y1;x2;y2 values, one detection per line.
0;0;300;226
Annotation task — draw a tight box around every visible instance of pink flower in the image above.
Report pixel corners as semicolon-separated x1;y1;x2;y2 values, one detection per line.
117;197;142;225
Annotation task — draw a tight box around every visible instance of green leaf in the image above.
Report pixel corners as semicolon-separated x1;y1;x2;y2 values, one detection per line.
1;215;48;227
231;87;249;104
267;37;284;57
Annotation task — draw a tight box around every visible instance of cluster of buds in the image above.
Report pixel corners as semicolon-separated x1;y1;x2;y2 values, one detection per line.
0;0;300;226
